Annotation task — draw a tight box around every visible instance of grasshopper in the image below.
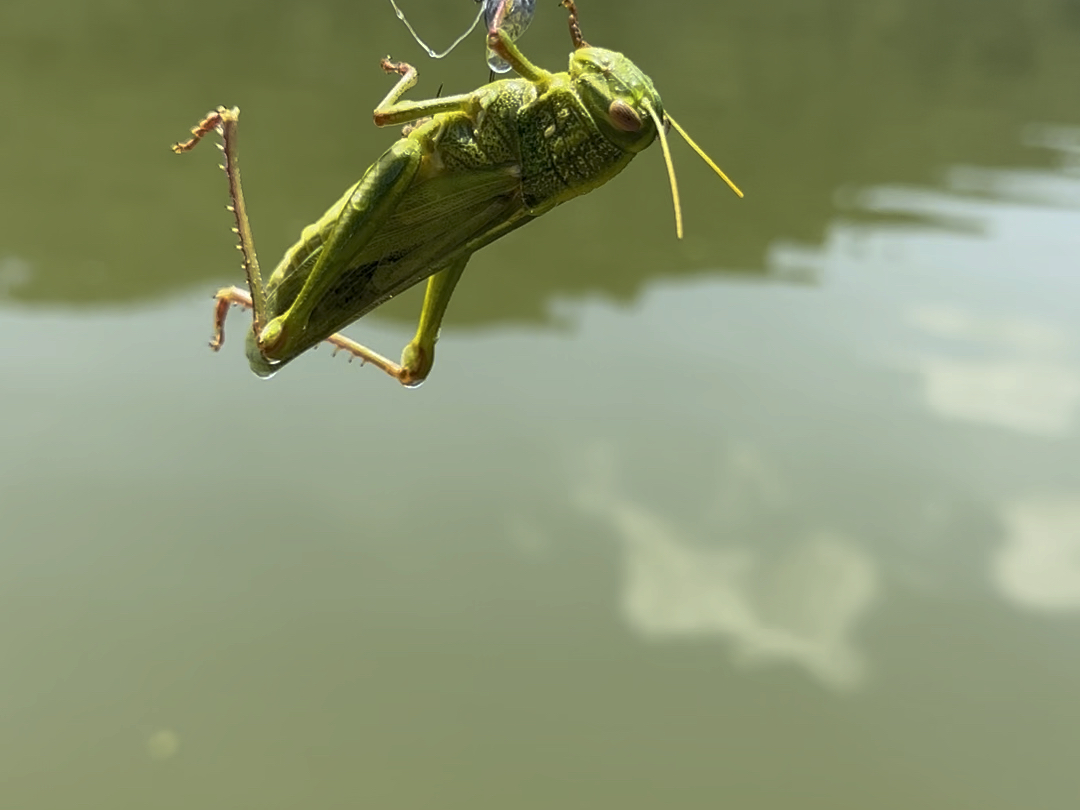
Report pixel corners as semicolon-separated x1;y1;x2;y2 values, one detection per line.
172;1;741;386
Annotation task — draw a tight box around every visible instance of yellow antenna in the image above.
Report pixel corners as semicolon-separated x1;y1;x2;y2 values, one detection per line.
644;101;684;239
666;115;743;199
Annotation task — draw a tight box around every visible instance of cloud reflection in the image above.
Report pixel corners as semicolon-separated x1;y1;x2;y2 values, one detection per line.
993;497;1080;612
576;445;877;691
907;306;1080;437
832;146;1080;439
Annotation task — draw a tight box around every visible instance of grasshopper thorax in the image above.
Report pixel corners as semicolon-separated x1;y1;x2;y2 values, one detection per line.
569;47;663;154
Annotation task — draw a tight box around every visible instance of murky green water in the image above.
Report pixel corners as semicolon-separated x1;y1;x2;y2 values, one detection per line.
2;1;1080;807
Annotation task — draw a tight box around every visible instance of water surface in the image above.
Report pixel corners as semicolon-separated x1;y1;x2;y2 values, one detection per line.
2;1;1079;807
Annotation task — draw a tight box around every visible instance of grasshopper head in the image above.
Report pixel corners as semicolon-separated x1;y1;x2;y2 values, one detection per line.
569;47;663;154
568;45;743;239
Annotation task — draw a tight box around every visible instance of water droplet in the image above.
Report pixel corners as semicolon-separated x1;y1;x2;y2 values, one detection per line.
483;0;536;73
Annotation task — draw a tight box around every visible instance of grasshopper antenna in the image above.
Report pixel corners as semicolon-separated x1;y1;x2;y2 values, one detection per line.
667;115;744;200
388;0;483;59
559;0;590;48
643;103;743;239
643;101;684;239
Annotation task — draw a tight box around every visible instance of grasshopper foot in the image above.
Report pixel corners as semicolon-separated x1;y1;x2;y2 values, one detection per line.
380;58;414;77
210;286;252;351
172;107;238;154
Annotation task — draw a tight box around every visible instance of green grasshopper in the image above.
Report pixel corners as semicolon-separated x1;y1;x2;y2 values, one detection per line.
172;1;741;386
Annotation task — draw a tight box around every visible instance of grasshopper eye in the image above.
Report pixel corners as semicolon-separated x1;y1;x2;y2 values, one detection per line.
608;99;642;132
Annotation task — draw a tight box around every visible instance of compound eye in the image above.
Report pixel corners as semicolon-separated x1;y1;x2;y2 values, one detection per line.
608;99;642;132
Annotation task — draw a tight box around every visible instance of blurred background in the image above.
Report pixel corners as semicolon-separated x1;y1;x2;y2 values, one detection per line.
2;0;1079;807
